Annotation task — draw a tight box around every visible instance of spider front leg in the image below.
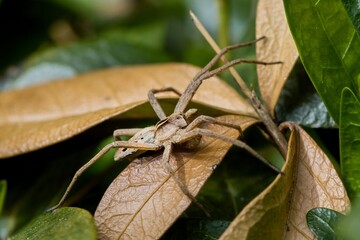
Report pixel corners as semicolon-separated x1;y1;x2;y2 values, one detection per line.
173;38;282;113
192;37;266;81
178;128;281;173
47;141;160;212
148;87;182;120
161;142;211;218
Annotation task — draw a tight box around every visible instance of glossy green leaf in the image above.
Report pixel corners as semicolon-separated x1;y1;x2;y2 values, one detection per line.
10;207;96;240
0;180;6;216
276;63;336;128
283;0;360;125
340;87;360;199
342;0;360;34
306;207;344;240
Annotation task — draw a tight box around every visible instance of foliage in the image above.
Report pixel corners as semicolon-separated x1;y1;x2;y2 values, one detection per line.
306;207;344;240
0;0;359;239
284;0;360;238
340;88;360;199
284;0;360;125
10;207;96;240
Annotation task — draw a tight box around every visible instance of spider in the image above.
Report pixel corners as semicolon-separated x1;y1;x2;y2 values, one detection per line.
48;37;281;215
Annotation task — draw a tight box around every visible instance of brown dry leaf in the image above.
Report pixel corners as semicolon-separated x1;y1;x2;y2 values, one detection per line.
220;122;350;240
0;63;254;158
94;115;256;240
256;0;298;114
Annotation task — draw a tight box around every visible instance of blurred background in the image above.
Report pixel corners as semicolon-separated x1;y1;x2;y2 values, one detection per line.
0;0;259;91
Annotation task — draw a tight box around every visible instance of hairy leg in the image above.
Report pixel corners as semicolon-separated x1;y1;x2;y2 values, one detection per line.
193;37;266;81
113;128;144;140
178;128;281;173
174;49;281;113
148;87;182;120
47;141;160;212
185;115;243;137
197;58;282;83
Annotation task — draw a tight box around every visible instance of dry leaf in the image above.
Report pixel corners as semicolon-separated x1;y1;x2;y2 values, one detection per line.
220;122;350;240
256;0;298;114
0;63;253;158
94;115;256;240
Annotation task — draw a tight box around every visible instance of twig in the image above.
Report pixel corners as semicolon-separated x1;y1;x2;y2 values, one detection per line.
190;11;288;159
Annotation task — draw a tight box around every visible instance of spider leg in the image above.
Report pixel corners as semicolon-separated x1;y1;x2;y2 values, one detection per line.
174;48;282;113
161;142;211;218
148;87;182;120
185;115;243;137
197;58;282;83
178;128;281;173
193;37;266;81
47;141;160;212
113;128;144;140
184;108;198;120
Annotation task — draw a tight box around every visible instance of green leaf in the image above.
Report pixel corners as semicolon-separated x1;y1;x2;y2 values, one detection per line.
283;0;360;125
306;207;344;240
0;180;6;216
340;87;360;199
342;0;360;34
276;64;336;128
10;207;96;240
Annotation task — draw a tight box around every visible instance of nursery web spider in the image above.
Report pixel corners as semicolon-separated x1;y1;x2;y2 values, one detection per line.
48;37;281;215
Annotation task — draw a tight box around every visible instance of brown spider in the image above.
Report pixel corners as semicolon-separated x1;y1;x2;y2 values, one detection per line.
48;38;281;215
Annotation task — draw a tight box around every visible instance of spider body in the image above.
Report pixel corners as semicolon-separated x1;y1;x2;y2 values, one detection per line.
155;113;188;142
48;38;281;214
